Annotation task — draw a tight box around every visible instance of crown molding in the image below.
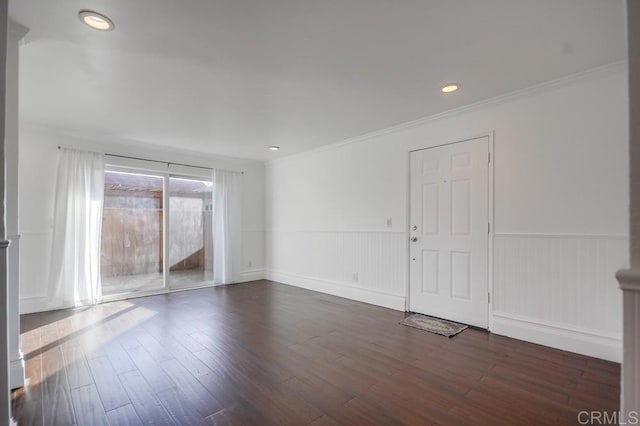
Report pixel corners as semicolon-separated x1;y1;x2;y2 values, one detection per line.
267;60;627;166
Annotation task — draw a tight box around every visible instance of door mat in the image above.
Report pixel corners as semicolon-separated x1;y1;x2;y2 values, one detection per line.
399;313;468;337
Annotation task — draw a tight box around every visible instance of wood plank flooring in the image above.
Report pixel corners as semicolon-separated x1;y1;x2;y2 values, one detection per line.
12;280;620;425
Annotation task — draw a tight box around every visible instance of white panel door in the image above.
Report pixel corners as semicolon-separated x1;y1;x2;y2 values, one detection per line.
409;137;489;328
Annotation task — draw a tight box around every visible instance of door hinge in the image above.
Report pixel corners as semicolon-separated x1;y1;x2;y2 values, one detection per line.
488;222;491;234
488;293;491;304
488;152;491;163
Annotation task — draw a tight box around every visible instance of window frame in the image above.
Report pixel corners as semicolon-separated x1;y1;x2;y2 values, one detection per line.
101;159;215;303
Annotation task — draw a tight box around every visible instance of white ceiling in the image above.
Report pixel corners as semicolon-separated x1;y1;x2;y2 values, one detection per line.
11;0;626;160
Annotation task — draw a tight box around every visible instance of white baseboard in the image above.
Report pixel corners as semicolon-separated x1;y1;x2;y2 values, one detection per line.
491;312;622;363
10;352;24;390
265;270;406;311
238;269;265;282
19;295;49;314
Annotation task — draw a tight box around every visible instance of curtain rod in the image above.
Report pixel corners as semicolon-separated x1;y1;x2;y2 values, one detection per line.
57;146;244;174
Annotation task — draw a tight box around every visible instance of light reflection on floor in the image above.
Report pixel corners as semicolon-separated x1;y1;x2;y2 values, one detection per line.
20;301;158;384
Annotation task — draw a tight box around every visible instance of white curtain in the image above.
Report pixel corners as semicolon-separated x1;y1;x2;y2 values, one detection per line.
212;169;242;284
48;148;105;308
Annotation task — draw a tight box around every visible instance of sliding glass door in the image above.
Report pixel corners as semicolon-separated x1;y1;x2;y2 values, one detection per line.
100;169;215;297
168;177;214;290
101;170;165;296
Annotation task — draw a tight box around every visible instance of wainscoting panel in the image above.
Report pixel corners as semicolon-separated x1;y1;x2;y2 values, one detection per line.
266;229;407;309
492;233;627;361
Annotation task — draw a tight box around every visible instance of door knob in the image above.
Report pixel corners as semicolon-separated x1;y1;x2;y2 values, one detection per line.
410;237;418;242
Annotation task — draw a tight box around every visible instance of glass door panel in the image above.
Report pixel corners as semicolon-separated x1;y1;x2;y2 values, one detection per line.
101;170;165;295
168;176;214;289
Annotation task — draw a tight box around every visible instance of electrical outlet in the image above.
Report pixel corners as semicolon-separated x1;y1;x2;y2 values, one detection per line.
353;272;359;282
386;217;392;228
247;260;252;268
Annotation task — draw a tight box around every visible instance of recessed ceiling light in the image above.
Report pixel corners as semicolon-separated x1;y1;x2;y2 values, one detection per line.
441;83;460;93
78;10;115;31
268;146;280;151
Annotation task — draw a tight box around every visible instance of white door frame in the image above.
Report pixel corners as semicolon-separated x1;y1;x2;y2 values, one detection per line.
405;132;495;330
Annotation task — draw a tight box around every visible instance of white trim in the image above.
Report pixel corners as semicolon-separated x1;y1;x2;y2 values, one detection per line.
268;61;627;165
494;232;628;240
407;132;494;154
266;228;404;234
265;270;406;311
616;268;640;417
406;133;494;329
238;269;265;282
616;268;640;292
491;311;622;363
487;132;495;331
403;139;411;312
19;296;48;314
8;234;21;390
9;351;24;390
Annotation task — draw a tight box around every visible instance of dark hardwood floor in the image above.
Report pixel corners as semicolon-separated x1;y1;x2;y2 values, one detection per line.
12;280;620;425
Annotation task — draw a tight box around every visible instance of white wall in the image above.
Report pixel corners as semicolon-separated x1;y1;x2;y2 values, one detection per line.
18;125;266;313
265;63;629;362
7;21;28;391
